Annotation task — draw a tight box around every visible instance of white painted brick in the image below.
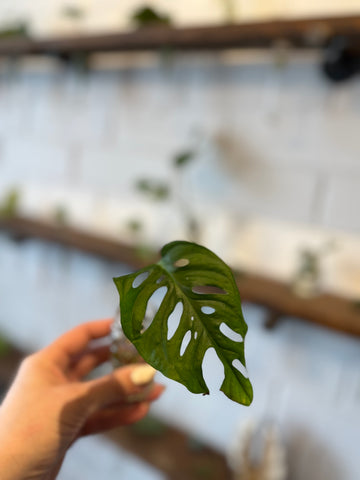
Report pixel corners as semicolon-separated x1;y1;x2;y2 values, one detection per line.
322;174;360;233
1;139;68;187
78;137;177;195
2;52;360;234
224;166;317;223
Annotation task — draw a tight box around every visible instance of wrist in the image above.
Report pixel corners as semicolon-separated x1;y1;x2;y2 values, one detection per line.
0;411;48;480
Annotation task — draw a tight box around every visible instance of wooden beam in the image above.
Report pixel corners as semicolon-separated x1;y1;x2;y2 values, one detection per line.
236;272;360;337
1;216;360;337
0;216;153;269
2;15;360;56
108;420;232;480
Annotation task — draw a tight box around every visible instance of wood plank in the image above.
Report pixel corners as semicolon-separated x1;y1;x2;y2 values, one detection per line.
236;272;360;337
2;15;360;56
108;419;232;480
1;216;360;337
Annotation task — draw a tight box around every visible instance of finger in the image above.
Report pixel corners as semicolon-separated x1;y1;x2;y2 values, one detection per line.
81;364;159;410
44;319;113;368
126;383;165;403
68;344;111;380
79;403;150;436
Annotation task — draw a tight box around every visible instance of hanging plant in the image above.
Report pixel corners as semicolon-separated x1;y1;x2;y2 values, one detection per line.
0;188;21;219
131;6;172;29
114;240;253;406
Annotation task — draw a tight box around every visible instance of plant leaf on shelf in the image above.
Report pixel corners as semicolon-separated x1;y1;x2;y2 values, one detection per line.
132;6;172;28
173;150;196;169
135;179;170;201
113;241;253;406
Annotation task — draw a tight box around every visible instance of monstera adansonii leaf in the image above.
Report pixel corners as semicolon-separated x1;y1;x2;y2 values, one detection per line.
113;241;253;406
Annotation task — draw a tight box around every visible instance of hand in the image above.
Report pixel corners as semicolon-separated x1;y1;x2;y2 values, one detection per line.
0;319;165;480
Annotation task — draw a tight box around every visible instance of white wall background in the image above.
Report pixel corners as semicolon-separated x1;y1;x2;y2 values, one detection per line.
1;51;360;296
2;51;360;232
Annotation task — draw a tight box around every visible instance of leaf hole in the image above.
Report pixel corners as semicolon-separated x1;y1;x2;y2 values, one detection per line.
194;331;198;340
232;359;249;379
202;348;225;392
132;271;149;288
192;285;227;295
219;323;243;343
141;286;168;333
201;306;215;315
167;301;183;340
174;258;190;268
156;275;166;284
190;315;194;321
180;330;192;356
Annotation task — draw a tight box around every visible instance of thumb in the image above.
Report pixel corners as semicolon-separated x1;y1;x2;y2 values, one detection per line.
81;364;158;410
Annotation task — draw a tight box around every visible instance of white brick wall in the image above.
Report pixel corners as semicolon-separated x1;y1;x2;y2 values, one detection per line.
2;53;360;232
1;52;360;296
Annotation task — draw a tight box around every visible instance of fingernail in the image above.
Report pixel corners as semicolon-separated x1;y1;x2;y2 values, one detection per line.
130;364;157;386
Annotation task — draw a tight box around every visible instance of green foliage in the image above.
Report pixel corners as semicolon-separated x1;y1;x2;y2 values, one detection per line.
217;0;236;23
114;241;253;405
0;188;21;218
0;335;11;357
127;219;143;234
62;5;85;19
297;249;319;277
173;150;196;169
0;22;29;39
53;206;68;226
132;6;172;28
136;179;170;201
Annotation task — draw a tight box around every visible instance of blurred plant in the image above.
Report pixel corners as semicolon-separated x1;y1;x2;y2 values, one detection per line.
228;419;287;480
216;0;237;23
131;6;172;28
53;205;69;226
0;334;11;357
57;5;90;72
0;188;21;218
0;21;29;39
61;5;86;20
124;218;155;261
172;150;200;242
127;218;143;236
131;147;200;245
272;39;291;69
292;241;337;298
135;179;170;202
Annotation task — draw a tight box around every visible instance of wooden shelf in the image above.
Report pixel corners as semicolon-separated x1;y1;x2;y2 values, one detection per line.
1;215;360;338
2;15;360;57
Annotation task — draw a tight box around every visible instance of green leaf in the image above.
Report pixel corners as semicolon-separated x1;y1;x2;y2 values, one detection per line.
113;241;253;405
132;6;172;28
135;179;170;201
173;150;195;169
0;335;11;357
0;188;21;218
62;5;85;19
